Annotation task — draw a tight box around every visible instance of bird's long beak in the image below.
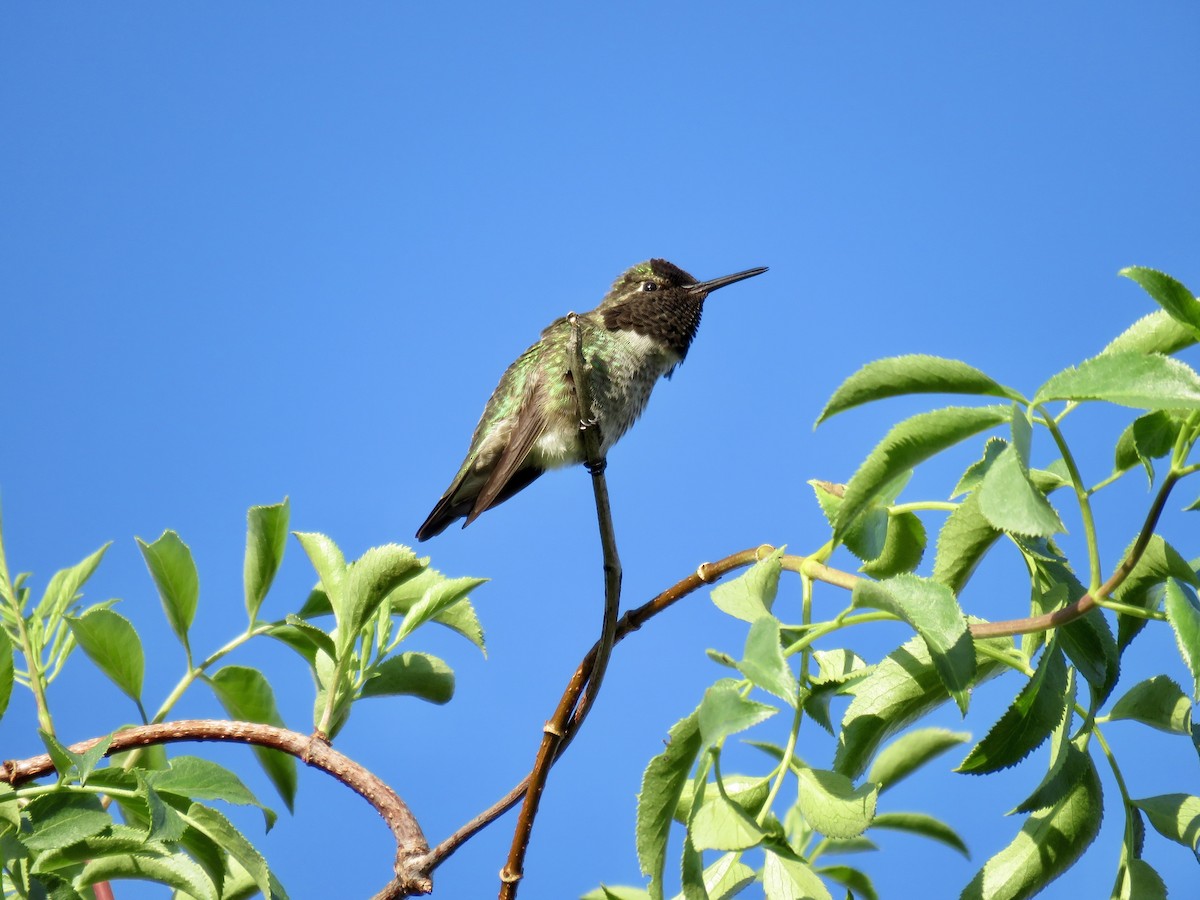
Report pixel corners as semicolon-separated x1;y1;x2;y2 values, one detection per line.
688;266;769;295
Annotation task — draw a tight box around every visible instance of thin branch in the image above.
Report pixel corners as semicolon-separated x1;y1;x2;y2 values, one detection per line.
0;720;433;898
432;464;1185;881
498;315;622;899
971;470;1179;637
428;547;767;870
567;315;623;729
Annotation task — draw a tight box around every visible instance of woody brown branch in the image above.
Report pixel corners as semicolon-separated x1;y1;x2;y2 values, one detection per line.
1;719;433;897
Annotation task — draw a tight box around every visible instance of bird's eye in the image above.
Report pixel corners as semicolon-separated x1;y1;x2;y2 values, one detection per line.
641;281;657;292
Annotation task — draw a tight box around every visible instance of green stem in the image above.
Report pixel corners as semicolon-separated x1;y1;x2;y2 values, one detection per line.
758;575;814;827
148;623;274;725
1040;410;1103;590
1087;469;1129;495
808;539;836;566
890;501;957;515
1171;411;1200;468
13;612;53;736
118;621;276;771
1054;401;1079;426
1093;597;1167;620
17;783;141;802
781;611;898;658
974;641;1034;677
1091;726;1133;806
758;691;803;828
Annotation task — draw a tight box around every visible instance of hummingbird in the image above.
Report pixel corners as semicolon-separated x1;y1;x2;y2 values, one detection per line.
415;259;767;541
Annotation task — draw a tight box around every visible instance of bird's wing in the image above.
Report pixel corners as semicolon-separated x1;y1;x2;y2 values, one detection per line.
466;373;547;525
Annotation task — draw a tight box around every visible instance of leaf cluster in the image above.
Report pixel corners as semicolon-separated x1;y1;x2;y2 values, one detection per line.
589;267;1200;899
0;499;485;898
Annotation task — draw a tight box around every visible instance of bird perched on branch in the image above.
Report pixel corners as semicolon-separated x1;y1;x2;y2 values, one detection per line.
416;258;767;541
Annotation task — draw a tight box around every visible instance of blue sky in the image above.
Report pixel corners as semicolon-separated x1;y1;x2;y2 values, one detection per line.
3;4;1199;898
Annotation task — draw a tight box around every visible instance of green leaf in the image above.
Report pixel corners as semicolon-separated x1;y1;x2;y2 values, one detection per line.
340;544;423;653
812;474;925;576
77;851;217;900
393;575;488;646
148;756;276;831
956;646;1068;774
867;728;970;791
698;681;778;747
762;849;833;900
0;782;19;829
267;615;338;664
1108;675;1192;735
851;574;975;713
817;355;1021;424
1013;674;1080;815
932;491;1001;594
1102;309;1199;357
871;811;969;857
952;437;1008;497
173;819;227;894
34;543;111;619
737;617;796;707
26;823;157;871
222;864;286;900
208;666;298;811
1112;412;1182;484
383;565;487;653
812;478;887;565
1059;607;1120;712
811;648;871;685
815;865;878;900
66;608;144;707
1164;578;1200;698
137;530;199;654
581;888;652;900
1020;544;1119;708
0;629;14;721
144;781;187;844
637;710;702;900
361;651;455;704
38;731;113;786
293;532;347;627
797;768;878;839
1132;794;1200;856
689;792;764;851
960;744;1102;900
834;632;1012;779
710;548;783;623
1114;535;1198;651
1113;857;1167;900
1119;267;1200;337
39;730;78;783
181;803;272;899
802;685;838;736
977;444;1065;537
244;499;290;623
860;512;926;579
690;852;756;899
1009;402;1033;464
24;792;111;851
1035;351;1200;410
812;836;877;856
836;405;1010;537
675;776;771;823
